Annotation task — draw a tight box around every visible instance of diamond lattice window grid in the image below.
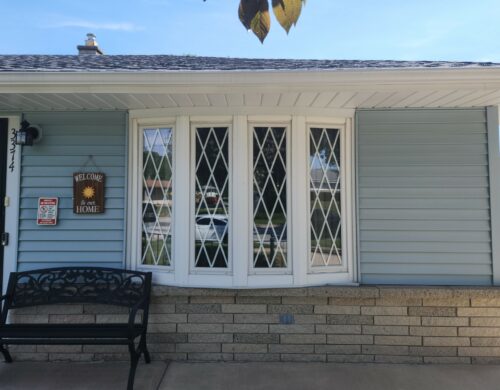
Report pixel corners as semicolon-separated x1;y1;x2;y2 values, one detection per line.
141;128;173;266
194;127;230;268
309;127;342;268
252;126;288;268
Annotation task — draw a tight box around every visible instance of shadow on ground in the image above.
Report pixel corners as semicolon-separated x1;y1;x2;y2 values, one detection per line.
0;361;167;390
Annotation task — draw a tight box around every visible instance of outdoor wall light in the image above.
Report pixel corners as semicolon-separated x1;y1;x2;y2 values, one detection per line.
16;120;42;146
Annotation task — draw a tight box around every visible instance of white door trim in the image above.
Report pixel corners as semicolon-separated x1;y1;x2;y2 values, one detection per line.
2;116;21;293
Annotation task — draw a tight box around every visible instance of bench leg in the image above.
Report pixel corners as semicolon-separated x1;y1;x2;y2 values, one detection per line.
0;344;12;363
127;342;140;390
139;333;151;364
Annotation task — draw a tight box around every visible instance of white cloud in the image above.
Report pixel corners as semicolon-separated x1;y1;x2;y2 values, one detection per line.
46;20;143;31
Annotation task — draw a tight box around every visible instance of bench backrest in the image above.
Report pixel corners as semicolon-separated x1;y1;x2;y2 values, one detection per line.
1;267;152;321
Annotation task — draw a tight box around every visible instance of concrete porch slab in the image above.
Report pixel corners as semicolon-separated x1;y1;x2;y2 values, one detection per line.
0;361;167;390
160;362;500;390
2;361;500;390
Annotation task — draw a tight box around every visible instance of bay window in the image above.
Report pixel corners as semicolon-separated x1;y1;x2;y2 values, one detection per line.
130;116;355;287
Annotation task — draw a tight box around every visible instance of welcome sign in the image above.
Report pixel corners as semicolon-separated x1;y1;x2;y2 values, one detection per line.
73;172;105;214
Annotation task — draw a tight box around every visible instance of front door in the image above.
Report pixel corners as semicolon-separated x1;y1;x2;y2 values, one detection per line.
0;119;8;293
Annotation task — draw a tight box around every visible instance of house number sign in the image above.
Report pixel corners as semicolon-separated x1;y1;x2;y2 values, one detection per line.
73;172;105;214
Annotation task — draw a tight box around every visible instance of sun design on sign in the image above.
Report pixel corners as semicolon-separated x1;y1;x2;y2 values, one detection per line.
82;186;95;199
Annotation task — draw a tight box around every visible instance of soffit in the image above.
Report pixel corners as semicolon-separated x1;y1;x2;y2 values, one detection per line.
1;69;500;112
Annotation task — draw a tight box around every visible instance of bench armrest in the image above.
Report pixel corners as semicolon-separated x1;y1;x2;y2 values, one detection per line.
0;295;10;309
128;298;148;330
0;295;11;324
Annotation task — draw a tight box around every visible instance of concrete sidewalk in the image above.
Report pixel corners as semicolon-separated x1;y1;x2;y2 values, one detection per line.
1;361;500;390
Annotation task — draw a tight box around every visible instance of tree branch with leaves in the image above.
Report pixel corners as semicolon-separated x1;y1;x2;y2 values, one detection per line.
204;0;306;43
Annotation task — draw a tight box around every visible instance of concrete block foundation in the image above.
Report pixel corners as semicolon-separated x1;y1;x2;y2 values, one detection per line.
8;285;500;364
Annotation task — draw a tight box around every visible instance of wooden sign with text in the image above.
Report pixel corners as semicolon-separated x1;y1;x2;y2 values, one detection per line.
73;172;105;214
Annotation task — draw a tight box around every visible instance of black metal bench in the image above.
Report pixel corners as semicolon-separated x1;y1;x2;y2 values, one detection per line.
0;267;152;390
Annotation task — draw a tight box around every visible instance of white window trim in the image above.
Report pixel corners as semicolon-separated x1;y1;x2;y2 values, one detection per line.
2;116;21;294
248;121;292;276
173;116;190;286
296;117;357;286
189;122;233;276
127;112;357;288
131;122;176;286
306;123;348;275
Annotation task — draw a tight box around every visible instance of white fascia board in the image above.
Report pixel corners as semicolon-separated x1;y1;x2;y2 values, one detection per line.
1;68;500;94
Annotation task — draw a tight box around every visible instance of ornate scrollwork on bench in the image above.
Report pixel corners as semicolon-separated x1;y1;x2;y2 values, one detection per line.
11;267;148;308
0;267;152;390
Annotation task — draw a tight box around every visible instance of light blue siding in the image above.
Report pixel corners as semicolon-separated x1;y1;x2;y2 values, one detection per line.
357;109;492;285
18;111;127;270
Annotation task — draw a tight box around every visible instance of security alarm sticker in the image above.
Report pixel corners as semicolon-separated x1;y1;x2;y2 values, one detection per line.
37;197;59;225
73;172;105;214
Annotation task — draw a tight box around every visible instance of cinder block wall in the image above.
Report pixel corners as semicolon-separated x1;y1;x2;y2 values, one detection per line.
9;286;500;364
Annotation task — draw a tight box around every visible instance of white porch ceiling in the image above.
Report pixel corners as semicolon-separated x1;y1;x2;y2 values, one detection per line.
1;69;500;112
1;89;499;112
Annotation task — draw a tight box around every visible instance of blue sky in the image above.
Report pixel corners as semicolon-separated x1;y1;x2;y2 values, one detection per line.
1;0;499;61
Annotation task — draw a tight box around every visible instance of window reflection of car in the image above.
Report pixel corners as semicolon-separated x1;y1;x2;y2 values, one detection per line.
195;215;228;241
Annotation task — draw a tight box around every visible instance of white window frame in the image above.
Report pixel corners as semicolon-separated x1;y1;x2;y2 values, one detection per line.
130;121;176;287
306;123;349;275
290;117;356;287
189;122;233;276
128;113;357;288
248;121;292;276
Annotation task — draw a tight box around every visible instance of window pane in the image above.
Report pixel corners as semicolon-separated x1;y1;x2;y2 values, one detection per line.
194;127;229;268
310;127;342;268
142;128;173;266
253;126;288;268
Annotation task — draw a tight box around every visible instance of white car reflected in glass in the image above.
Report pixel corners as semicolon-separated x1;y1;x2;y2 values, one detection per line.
195;215;228;241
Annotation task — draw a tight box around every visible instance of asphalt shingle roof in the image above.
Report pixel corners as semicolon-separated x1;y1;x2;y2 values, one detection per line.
0;55;499;72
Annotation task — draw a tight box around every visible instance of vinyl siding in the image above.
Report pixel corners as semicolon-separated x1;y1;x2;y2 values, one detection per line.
357;108;492;285
17;111;127;272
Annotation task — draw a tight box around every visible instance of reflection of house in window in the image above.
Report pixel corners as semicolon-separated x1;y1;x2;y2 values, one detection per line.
195;185;220;207
310;165;341;267
310;167;339;191
144;179;172;204
143;179;172;224
310;167;340;227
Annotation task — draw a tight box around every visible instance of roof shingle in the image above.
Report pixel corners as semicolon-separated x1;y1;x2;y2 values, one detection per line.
0;55;498;72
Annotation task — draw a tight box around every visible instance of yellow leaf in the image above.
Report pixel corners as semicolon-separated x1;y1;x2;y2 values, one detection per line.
239;0;259;30
272;0;303;33
239;0;271;43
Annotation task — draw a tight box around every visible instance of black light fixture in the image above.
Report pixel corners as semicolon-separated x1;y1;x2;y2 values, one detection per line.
16;120;42;146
